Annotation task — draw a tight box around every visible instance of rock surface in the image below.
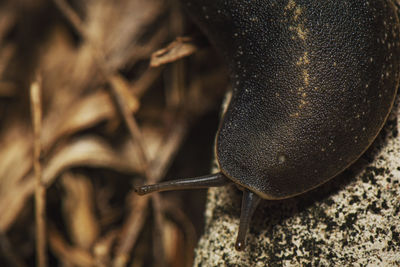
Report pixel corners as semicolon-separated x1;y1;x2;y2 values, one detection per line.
193;96;400;266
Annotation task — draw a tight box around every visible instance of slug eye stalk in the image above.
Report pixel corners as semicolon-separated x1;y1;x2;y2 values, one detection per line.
134;172;230;195
134;172;261;251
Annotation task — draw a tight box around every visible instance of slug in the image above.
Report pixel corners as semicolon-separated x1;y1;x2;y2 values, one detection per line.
135;0;400;251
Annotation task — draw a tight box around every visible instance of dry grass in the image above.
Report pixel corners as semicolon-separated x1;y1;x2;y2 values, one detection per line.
0;0;228;266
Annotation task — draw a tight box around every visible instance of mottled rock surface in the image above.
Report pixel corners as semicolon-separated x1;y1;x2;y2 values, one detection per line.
193;97;400;266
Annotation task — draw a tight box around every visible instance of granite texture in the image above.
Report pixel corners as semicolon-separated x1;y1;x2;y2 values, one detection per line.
193;97;400;266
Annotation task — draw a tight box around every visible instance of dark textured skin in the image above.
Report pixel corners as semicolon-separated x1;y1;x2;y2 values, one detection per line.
183;0;400;199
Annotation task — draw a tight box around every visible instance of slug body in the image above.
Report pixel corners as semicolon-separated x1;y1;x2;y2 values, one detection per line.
136;0;400;250
184;0;400;199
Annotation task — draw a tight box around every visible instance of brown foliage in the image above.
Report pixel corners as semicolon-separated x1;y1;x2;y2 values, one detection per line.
0;0;228;266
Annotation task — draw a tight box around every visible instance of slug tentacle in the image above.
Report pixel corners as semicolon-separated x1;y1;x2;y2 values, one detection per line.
235;190;261;251
134;172;231;195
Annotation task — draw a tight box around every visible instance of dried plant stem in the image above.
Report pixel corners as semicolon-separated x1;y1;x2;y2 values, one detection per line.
48;225;94;267
151;194;166;267
54;1;155;263
107;73;149;171
53;0;150;171
113;121;188;266
52;0;85;36
148;118;188;182
30;76;47;267
94;230;119;267
113;194;149;267
53;2;192;266
163;200;197;267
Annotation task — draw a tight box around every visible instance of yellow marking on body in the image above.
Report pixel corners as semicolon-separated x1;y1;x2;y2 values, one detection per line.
296;26;307;40
302;69;310;86
286;3;308;41
290;112;300;118
285;0;313;118
285;0;296;10
297;51;310;65
294;7;302;21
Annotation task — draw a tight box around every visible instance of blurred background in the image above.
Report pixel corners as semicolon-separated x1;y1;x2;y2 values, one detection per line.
0;0;229;266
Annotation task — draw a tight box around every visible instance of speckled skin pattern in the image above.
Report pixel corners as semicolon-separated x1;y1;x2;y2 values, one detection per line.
183;0;400;199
